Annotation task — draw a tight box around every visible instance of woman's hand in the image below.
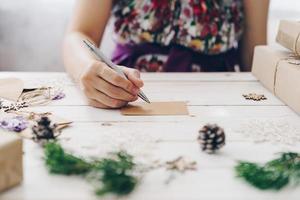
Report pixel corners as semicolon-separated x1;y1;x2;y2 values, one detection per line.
80;60;144;109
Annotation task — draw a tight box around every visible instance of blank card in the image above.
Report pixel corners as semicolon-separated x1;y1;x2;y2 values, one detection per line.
121;101;189;116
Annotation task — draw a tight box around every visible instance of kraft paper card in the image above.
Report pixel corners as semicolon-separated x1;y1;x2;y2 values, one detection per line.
0;78;24;102
121;101;189;116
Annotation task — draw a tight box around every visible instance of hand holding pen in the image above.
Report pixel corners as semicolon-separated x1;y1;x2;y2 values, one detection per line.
83;39;150;103
79;39;149;109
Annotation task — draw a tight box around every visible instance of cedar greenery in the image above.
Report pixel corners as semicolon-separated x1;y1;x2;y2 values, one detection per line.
235;152;300;190
44;142;92;175
44;142;138;196
95;151;137;195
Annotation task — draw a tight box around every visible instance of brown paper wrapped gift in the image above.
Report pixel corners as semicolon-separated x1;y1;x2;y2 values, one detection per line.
252;46;300;114
0;132;23;192
276;20;300;56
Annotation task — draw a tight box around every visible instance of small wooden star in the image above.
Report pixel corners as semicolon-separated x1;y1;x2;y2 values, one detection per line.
165;156;197;173
243;93;267;101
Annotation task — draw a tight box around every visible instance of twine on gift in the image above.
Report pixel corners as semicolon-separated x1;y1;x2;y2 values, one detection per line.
18;87;64;106
273;54;300;95
1;87;64;113
8;110;52;120
294;32;300;57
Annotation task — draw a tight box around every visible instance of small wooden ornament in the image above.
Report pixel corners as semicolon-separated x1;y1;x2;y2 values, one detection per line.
243;93;267;101
165;156;197;173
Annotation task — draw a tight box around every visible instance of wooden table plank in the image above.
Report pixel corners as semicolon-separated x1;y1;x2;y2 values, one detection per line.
57;118;300;142
141;72;258;82
27;105;298;122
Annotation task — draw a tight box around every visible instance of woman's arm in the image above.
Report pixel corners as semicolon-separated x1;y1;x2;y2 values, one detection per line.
63;0;143;108
240;0;270;71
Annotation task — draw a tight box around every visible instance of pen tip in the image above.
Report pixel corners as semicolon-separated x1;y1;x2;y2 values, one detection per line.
138;91;150;104
145;99;151;104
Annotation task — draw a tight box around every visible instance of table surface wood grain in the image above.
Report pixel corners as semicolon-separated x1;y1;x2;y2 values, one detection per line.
1;72;300;200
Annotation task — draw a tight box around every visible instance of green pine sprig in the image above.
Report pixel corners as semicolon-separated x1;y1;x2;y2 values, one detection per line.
235;152;300;190
94;151;138;196
44;142;92;175
44;142;138;196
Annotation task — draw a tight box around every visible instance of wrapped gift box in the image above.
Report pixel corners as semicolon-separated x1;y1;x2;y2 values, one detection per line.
252;46;300;114
276;20;300;56
0;131;23;192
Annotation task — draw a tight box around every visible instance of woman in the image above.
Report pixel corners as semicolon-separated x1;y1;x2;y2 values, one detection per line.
63;0;269;108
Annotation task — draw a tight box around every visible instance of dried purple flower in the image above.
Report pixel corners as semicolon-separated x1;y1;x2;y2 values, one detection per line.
52;92;66;100
0;116;28;132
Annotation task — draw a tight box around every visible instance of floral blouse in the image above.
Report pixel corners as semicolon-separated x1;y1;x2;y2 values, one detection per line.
113;0;244;55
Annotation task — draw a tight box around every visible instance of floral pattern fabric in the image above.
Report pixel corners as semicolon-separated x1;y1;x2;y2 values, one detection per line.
113;0;244;55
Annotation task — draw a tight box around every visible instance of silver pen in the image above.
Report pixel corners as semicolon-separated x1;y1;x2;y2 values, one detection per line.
83;39;150;103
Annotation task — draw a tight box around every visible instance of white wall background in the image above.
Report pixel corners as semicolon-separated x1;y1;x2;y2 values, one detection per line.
0;0;300;72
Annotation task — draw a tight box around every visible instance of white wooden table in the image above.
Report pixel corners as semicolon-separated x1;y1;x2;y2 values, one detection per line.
1;72;300;200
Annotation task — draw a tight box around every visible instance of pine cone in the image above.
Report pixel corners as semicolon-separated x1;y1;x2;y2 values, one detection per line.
38;116;51;127
32;117;55;141
198;124;225;153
